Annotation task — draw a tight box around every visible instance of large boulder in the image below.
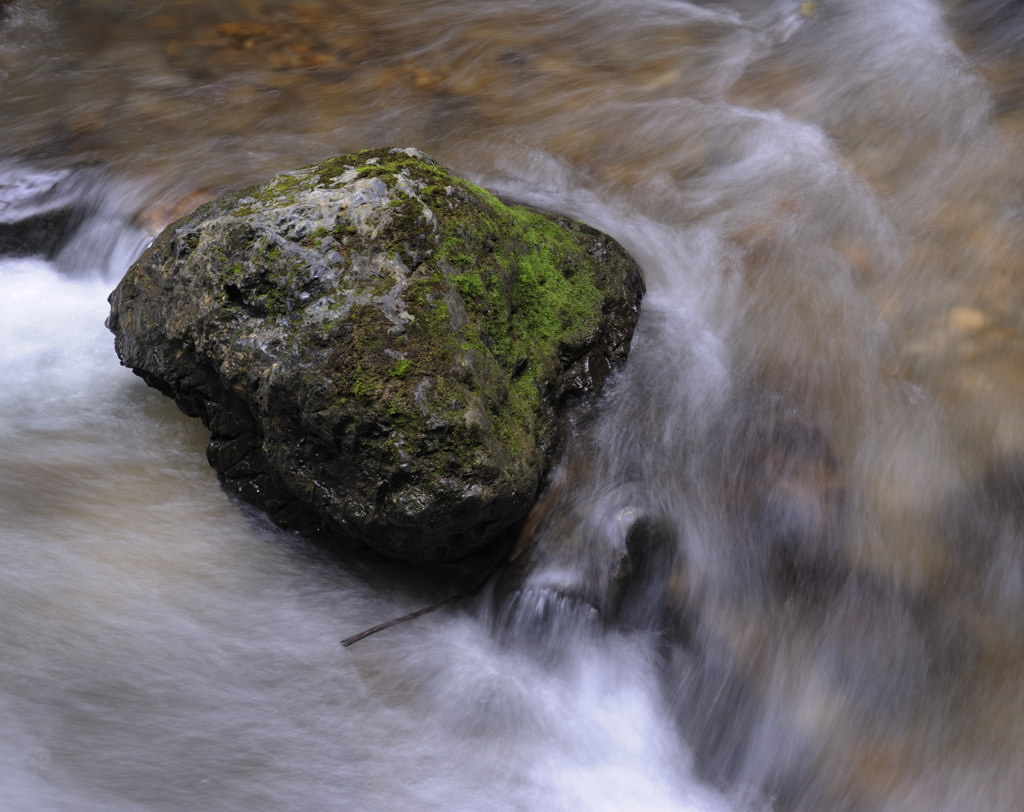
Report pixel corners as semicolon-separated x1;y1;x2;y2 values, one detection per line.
107;147;644;561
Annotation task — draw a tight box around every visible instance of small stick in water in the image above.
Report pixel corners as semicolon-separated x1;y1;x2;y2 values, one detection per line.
340;551;509;648
340;594;463;647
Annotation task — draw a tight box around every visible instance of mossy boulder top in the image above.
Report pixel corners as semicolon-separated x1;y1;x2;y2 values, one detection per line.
107;147;644;561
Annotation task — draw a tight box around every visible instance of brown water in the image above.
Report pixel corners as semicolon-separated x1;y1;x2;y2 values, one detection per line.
3;1;1024;809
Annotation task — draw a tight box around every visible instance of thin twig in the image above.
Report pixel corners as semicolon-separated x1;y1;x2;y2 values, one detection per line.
340;547;510;648
340;594;462;647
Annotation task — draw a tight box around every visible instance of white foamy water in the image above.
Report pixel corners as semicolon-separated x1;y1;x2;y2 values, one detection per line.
0;250;742;810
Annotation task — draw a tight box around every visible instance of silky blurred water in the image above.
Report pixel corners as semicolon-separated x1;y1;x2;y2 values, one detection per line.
3;1;1024;809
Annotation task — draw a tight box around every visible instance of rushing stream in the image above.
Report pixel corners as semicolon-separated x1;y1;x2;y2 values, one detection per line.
4;1;1024;809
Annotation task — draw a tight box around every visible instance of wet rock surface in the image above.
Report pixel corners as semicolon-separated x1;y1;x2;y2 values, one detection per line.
107;147;644;561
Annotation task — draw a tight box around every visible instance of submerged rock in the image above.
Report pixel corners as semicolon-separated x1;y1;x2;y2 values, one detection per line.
0;165;94;258
107;147;644;561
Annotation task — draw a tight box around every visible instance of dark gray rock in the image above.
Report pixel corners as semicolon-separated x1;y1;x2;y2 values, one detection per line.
0;165;92;258
107;147;644;561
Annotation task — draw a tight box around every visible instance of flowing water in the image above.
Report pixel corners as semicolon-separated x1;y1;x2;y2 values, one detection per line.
3;1;1024;809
